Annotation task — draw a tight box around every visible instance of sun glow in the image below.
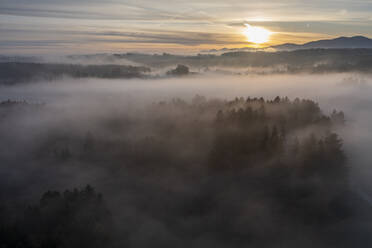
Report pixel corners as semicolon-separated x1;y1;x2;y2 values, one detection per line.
243;24;272;44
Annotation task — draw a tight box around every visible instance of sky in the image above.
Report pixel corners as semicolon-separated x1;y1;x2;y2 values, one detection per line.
1;0;372;55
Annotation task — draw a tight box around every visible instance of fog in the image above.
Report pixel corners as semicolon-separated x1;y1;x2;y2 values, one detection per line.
1;73;372;190
1;72;372;247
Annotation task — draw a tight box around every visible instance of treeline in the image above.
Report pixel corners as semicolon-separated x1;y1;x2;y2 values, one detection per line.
0;63;151;84
0;100;44;121
114;49;372;73
0;100;44;107
0;96;361;247
4;49;372;84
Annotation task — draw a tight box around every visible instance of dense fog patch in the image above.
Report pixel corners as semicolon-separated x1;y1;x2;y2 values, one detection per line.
1;73;372;184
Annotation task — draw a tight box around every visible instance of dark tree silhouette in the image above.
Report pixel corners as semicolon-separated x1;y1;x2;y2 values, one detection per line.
0;186;113;248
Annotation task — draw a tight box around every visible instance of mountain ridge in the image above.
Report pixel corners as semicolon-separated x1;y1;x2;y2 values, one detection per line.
271;36;372;50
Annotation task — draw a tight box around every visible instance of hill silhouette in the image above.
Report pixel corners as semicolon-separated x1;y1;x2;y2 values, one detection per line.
272;36;372;50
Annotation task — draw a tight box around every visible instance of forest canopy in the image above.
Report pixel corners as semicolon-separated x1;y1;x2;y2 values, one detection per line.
0;96;356;248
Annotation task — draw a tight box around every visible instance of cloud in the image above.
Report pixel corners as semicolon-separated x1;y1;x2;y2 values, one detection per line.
1;0;372;54
0;26;247;55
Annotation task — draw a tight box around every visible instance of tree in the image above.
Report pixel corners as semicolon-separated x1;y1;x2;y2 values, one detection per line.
83;131;95;153
331;110;345;125
166;64;190;76
21;185;113;248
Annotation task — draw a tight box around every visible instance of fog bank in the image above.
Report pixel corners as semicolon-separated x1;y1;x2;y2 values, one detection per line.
1;73;371;185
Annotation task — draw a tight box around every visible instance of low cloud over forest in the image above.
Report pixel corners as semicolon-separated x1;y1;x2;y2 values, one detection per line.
1;71;372;247
3;49;372;84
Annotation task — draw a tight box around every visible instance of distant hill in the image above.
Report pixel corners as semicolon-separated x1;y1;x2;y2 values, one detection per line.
0;63;151;84
116;49;372;74
272;36;372;51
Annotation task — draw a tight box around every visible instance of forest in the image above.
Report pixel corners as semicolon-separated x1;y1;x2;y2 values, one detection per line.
3;0;372;246
3;48;372;84
0;63;151;84
107;49;372;73
0;96;363;248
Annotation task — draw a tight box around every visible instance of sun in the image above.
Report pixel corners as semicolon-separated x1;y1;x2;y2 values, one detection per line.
243;24;272;44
